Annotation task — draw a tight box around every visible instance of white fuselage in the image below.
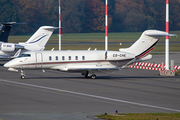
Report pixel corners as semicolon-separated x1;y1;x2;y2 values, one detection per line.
4;50;135;71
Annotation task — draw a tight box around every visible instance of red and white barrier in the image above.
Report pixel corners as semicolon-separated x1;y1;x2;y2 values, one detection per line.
132;62;162;68
129;62;180;73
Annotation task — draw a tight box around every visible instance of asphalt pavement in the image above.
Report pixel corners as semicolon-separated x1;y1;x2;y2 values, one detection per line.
0;53;180;120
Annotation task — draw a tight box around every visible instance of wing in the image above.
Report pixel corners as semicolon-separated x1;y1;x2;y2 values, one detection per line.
0;55;12;59
51;65;120;72
0;49;21;59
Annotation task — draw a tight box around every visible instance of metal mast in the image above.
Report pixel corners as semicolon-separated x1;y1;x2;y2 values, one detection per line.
59;0;61;50
105;0;108;51
165;0;169;70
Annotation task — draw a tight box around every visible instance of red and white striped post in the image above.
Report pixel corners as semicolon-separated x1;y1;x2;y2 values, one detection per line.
165;0;169;70
59;0;61;50
105;0;108;51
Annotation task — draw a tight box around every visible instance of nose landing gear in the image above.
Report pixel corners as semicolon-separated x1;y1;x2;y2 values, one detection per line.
20;69;26;79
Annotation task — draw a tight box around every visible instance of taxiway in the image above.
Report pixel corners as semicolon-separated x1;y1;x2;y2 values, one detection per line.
0;53;180;120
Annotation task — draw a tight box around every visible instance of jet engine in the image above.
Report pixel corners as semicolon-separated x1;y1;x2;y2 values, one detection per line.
0;43;24;52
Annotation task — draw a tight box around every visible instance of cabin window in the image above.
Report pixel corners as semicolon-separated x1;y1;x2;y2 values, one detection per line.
75;56;78;60
82;56;85;60
69;56;71;60
56;56;58;60
49;56;52;60
62;56;65;60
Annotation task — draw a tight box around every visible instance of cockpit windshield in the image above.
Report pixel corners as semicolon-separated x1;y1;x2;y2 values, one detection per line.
18;54;31;57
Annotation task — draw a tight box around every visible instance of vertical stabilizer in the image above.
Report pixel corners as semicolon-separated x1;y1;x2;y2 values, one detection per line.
0;22;16;42
119;30;175;58
25;26;57;47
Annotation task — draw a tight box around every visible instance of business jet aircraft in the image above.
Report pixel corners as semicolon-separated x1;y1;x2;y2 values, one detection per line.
0;26;57;59
4;30;175;79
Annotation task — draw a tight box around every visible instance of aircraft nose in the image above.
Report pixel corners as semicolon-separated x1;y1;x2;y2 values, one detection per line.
4;61;15;68
4;62;10;67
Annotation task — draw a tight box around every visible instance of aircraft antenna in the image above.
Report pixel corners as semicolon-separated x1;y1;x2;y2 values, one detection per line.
165;0;169;70
59;0;61;50
105;0;108;51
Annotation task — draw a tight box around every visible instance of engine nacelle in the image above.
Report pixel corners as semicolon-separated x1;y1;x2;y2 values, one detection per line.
0;43;15;52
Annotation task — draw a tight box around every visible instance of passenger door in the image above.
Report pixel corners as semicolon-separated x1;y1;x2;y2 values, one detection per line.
36;52;43;68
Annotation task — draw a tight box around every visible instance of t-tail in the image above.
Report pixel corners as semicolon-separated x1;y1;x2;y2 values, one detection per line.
23;26;58;50
0;22;16;42
119;30;176;59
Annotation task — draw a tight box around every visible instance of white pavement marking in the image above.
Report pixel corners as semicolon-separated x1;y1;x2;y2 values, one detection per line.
1;79;180;112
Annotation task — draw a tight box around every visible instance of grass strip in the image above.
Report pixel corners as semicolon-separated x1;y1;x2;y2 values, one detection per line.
96;113;180;120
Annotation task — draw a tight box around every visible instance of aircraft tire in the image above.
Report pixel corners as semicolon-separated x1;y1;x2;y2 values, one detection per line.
91;74;96;79
21;75;25;79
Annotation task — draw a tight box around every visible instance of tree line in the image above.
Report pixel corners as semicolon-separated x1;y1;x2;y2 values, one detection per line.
0;0;180;34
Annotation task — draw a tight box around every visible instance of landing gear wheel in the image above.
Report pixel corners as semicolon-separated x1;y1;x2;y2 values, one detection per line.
91;74;96;79
82;71;97;79
21;75;26;79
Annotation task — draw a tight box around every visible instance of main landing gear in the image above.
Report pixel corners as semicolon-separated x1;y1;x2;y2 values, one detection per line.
82;71;97;79
20;69;26;79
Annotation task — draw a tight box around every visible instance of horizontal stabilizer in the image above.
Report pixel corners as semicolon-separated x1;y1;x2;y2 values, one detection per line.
145;33;176;37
